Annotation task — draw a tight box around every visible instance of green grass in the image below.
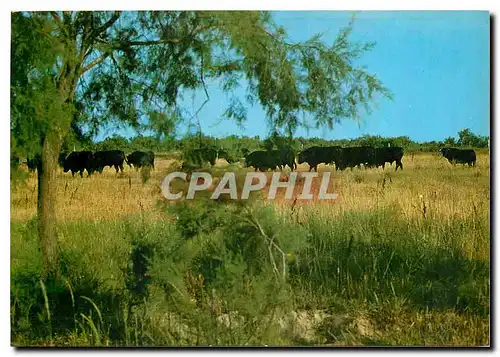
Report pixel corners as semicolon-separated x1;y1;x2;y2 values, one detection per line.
11;199;489;346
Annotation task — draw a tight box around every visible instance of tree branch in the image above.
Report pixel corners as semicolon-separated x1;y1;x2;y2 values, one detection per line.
96;11;122;35
50;11;62;23
83;11;122;49
191;55;210;122
50;11;71;39
126;39;183;46
124;24;214;48
80;18;213;76
245;211;286;280
258;23;329;55
62;11;72;24
81;52;111;74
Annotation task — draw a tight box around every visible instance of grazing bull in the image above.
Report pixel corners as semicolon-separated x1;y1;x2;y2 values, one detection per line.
244;147;295;171
297;146;342;171
63;151;95;177
126;150;155;169
244;150;276;171
93;150;126;173
336;146;376;171
374;147;404;171
275;146;296;170
440;148;476;166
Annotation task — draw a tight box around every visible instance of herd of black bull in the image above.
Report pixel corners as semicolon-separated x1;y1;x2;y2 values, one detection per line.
20;145;477;177
180;146;405;172
187;145;477;172
26;150;155;177
242;146;405;172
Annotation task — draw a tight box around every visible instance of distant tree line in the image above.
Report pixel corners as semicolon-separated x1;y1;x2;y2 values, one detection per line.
62;128;488;159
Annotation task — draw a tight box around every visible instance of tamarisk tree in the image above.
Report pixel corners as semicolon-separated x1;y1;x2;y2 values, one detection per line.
11;11;391;276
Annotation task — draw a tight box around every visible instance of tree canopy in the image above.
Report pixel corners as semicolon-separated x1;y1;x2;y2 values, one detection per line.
11;11;391;158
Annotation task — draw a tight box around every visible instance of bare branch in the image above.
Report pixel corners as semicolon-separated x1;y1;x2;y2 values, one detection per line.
95;11;122;35
258;23;329;54
81;52;111;74
190;55;210;122
83;11;122;50
244;210;287;280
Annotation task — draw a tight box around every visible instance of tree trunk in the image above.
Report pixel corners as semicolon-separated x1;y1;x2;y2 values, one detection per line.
37;131;63;278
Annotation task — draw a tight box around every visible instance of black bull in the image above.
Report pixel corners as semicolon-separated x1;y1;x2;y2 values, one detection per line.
93;150;126;173
296;146;404;171
297;146;342;171
63;151;95;177
440;148;476;166
373;147;404;171
336;146;375;171
126;151;155;169
337;146;404;171
244;148;296;171
184;148;217;167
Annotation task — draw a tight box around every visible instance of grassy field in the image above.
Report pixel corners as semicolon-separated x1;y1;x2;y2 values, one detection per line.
10;152;490;346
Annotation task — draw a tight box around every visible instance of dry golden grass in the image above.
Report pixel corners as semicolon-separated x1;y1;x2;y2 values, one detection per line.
11;152;489;228
11;158;175;222
278;151;490;220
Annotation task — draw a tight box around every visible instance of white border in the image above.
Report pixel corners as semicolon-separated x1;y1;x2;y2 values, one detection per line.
3;1;496;356
4;1;499;11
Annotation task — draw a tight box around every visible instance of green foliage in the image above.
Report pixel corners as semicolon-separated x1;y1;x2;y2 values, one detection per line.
148;199;309;344
12;10;392;160
93;135;130;151
80;128;488;157
444;136;456;146
11;13;69;158
456;128;489;148
10;10;490;346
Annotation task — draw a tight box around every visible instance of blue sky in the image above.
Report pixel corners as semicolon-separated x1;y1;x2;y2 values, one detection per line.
96;11;490;142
